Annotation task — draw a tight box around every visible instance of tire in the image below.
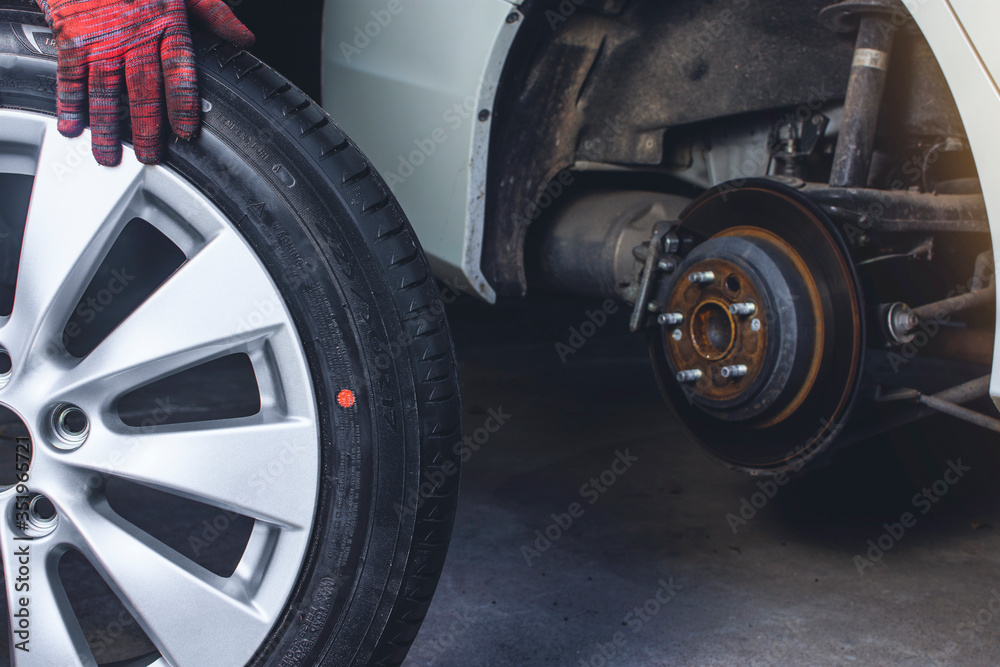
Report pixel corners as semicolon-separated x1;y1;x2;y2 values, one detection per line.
0;5;461;666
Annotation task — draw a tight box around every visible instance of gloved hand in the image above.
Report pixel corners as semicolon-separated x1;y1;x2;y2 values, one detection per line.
36;0;254;166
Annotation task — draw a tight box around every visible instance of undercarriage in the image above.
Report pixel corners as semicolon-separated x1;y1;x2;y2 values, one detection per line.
501;0;996;473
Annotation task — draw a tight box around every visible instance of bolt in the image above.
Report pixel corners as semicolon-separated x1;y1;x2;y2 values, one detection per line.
688;271;715;284
887;302;917;344
658;258;678;273
676;369;703;383
892;307;918;333
647;302;660;313
662;234;680;254
658;312;684;326
672;329;683;341
720;364;748;379
751;318;762;332
729;302;756;316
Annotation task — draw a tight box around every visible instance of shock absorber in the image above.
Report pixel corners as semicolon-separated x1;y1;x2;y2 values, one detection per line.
821;0;904;187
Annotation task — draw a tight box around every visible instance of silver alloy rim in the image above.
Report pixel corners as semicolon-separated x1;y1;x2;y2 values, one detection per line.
0;110;321;666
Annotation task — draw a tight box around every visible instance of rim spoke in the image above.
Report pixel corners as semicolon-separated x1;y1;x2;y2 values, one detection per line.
0;508;92;666
6;129;143;361
66;416;317;527
63;502;271;666
56;229;288;404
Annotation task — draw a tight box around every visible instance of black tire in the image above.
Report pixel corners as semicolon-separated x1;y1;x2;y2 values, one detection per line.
0;5;461;666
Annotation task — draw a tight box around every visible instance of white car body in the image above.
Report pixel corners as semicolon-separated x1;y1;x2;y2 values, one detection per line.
321;0;524;303
321;0;1000;407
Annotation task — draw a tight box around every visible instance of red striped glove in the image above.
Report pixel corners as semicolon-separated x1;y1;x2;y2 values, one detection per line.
36;0;254;166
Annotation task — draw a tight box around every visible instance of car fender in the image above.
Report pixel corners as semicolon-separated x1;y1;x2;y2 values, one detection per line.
321;0;524;303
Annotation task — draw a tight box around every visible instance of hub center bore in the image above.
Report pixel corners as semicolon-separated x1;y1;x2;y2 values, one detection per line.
691;300;736;360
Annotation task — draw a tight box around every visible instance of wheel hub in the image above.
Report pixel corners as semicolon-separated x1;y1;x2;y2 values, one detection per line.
650;180;864;472
663;229;823;423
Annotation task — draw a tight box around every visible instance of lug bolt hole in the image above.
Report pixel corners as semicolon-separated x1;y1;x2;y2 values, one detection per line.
15;494;58;536
53;404;89;447
29;495;56;524
724;275;741;294
0;348;11;389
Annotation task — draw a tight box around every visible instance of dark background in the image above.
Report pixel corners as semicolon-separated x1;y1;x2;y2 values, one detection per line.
229;0;325;101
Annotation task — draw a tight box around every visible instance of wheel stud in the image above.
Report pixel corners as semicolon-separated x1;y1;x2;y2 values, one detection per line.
52;404;89;449
688;271;715;284
720;365;748;379
751;318;762;332
729;302;756;316
658;312;684;326
676;369;703;383
672;329;683;341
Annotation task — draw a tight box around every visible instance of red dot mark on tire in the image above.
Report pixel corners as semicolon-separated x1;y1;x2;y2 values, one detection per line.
337;389;356;408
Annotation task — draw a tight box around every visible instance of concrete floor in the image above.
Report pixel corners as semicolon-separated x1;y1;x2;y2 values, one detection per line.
405;295;1000;667
3;293;1000;666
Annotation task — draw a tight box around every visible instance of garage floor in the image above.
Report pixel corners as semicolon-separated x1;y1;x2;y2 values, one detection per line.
405;294;1000;667
3;291;999;666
